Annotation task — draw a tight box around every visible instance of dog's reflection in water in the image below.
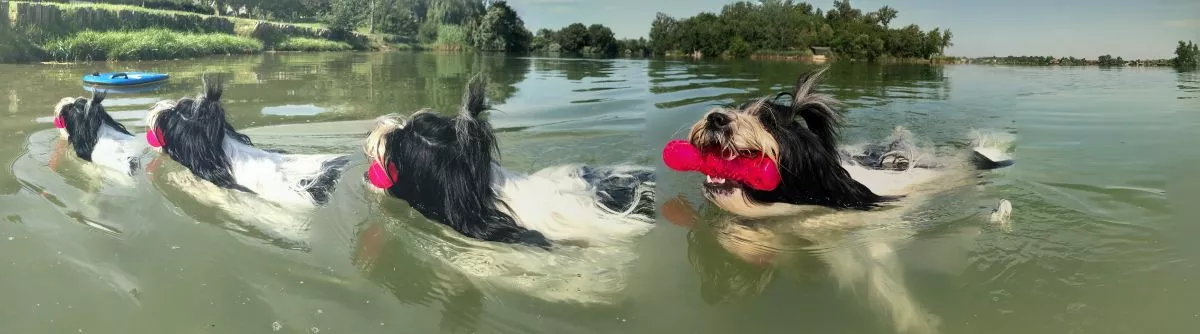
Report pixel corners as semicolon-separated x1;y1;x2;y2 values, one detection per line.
354;221;486;334
664;196;941;334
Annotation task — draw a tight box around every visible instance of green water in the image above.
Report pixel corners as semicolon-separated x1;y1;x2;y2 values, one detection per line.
0;52;1197;334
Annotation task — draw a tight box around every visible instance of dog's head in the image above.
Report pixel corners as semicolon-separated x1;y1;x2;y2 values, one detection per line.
145;76;253;192
363;76;549;247
53;91;132;161
687;67;889;216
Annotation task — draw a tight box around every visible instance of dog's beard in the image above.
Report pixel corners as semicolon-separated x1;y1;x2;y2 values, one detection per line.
687;105;782;216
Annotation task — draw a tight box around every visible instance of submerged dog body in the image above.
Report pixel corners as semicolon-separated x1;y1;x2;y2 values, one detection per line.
145;80;349;207
364;77;655;248
52;92;146;175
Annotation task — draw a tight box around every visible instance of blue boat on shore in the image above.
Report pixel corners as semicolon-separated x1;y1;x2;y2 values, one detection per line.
82;72;170;86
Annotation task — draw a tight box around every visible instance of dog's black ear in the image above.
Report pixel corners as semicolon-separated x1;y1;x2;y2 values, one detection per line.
90;90;107;108
460;74;490;119
791;66;843;153
202;74;224;102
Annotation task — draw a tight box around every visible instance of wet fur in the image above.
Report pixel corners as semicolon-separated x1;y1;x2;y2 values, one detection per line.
689;67;897;212
148;77;349;206
367;75;655;248
54;91;143;174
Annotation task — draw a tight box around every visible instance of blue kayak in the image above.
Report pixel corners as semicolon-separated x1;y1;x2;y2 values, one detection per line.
82;72;169;86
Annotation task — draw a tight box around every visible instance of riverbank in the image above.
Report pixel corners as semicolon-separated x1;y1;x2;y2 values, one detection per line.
1;1;371;63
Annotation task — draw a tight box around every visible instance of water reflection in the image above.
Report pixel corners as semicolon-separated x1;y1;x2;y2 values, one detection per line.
146;155;315;251
353;221;486;334
647;61;949;110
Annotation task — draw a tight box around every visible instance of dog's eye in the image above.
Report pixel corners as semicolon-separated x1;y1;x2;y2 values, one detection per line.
739;149;753;156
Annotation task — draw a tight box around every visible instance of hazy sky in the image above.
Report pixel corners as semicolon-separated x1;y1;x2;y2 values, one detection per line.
505;0;1200;59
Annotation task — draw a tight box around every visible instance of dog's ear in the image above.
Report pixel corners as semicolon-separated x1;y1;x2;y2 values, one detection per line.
790;66;843;152
90;90;107;108
202;74;224;102
459;74;490;120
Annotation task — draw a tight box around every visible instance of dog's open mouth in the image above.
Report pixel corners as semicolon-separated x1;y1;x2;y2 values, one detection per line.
703;174;742;195
699;146;760;195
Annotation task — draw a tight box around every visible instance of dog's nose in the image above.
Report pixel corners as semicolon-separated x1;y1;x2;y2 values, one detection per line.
707;112;730;127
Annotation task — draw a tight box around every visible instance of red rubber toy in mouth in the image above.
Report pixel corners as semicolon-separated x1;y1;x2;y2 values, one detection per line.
146;128;165;148
662;140;781;191
367;160;398;189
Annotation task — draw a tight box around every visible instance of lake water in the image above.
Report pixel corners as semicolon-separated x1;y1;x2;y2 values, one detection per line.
0;52;1197;334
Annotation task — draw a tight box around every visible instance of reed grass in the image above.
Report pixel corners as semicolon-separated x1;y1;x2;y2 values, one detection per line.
45;29;262;62
275;37;352;52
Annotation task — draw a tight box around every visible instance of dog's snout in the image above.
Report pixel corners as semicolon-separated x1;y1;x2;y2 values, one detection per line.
707;112;730;127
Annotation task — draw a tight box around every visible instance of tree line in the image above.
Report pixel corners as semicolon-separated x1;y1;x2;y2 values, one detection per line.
966;41;1199;68
649;0;952;60
81;0;958;61
531;24;650;57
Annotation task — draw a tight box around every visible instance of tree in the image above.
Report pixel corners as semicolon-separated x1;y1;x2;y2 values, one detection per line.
649;13;680;55
940;29;953;54
924;27;942;58
586;24;618;56
874;5;898;28
325;0;367;33
727;36;753;58
1175;40;1199;68
1097;54;1124;67
556;23;590;53
470;1;531;52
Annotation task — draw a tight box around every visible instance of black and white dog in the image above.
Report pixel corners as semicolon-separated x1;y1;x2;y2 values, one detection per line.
52;91;146;176
145;78;350;207
679;67;1014;334
363;76;655;248
687;67;1012;217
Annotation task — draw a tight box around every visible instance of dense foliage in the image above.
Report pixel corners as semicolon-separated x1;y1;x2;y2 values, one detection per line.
44;29;261;61
648;0;952;60
531;23;624;56
1176;40;1199;68
469;1;531;52
1096;54;1124;67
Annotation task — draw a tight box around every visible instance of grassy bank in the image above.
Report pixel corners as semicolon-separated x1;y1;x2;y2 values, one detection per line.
0;28;44;62
44;29;261;62
276;37;352;52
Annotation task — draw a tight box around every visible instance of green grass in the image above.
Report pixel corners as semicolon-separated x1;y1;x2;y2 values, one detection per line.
275;37;351;52
0;27;44;62
44;29;262;62
15;1;325;29
431;24;468;51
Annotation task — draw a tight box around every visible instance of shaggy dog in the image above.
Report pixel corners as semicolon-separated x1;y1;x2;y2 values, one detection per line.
685;67;1010;217
52;91;146;175
362;76;655;248
145;78;350;207
674;67;1014;334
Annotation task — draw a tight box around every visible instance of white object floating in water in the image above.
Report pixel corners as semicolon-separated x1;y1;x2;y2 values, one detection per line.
990;199;1013;228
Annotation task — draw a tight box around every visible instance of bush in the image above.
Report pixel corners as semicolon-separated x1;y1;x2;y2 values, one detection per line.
432;24;468;50
275;37;352;52
727;37;752;58
1;27;46;62
45;29;262;61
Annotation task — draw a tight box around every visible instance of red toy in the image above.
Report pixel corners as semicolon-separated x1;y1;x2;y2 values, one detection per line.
662;140;781;191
